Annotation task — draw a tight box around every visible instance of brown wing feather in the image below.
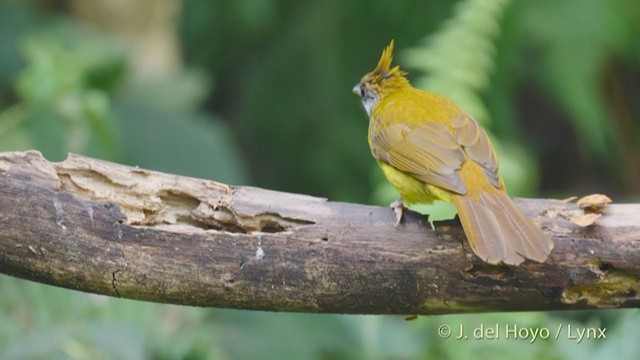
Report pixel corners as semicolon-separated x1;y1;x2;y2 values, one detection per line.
370;120;467;194
452;114;501;188
453;191;554;265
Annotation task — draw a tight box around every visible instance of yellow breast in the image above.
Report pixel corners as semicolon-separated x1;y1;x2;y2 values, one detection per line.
376;160;452;205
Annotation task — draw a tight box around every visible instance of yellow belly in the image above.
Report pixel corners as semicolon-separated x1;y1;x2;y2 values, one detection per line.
377;161;452;205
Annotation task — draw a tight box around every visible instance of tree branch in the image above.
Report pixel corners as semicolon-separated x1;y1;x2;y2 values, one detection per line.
0;151;638;314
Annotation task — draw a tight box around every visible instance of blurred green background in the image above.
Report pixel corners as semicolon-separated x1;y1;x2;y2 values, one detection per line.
1;0;639;359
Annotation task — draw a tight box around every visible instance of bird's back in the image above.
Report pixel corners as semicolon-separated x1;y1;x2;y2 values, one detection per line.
372;87;465;130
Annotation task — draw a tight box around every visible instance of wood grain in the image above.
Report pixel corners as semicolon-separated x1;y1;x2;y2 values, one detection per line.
0;151;638;314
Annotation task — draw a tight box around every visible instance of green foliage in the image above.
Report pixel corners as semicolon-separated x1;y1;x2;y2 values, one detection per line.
516;0;634;159
0;275;220;359
406;0;511;125
0;31;123;159
0;3;247;183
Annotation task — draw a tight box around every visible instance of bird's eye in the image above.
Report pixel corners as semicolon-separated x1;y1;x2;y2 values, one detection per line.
360;86;366;97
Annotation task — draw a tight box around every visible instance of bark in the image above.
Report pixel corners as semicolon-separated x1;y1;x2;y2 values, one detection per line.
0;150;638;314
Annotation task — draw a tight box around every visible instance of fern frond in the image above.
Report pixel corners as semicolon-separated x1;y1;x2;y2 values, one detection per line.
404;0;511;125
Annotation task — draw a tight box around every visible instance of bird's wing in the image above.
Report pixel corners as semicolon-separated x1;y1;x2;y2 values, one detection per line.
370;120;468;194
370;114;502;194
451;114;500;188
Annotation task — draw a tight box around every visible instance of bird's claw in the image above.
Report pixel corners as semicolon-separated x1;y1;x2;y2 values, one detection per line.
390;199;404;228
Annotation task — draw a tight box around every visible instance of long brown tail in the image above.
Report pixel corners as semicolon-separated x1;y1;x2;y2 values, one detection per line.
452;191;554;265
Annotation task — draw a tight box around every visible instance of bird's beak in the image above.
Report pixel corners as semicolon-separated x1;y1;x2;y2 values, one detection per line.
352;84;361;96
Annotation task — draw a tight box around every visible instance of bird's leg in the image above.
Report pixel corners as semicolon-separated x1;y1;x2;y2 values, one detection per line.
390;199;405;228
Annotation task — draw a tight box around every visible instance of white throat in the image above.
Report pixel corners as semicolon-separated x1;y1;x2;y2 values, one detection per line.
361;95;379;117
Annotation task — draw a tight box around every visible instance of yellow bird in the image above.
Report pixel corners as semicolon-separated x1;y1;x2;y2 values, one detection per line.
353;41;553;265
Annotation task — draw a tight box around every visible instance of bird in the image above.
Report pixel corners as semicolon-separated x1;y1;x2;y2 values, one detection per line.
353;40;554;265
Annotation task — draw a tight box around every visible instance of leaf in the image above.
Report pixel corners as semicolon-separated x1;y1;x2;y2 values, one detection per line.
577;194;612;212
405;0;512;125
569;213;601;227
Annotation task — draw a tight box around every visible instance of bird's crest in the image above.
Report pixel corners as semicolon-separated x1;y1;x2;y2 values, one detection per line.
374;40;395;74
372;40;407;81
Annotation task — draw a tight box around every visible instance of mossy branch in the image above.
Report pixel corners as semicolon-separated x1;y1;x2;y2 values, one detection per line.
0;151;638;314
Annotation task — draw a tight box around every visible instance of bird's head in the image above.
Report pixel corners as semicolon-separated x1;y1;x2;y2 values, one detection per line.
353;40;410;116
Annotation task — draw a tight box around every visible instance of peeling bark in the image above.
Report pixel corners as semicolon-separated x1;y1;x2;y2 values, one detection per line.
0;150;639;314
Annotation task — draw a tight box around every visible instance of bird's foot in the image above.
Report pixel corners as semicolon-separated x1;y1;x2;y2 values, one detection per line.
390;199;404;228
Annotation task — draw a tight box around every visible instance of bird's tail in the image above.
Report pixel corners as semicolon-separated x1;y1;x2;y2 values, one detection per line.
452;191;554;265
